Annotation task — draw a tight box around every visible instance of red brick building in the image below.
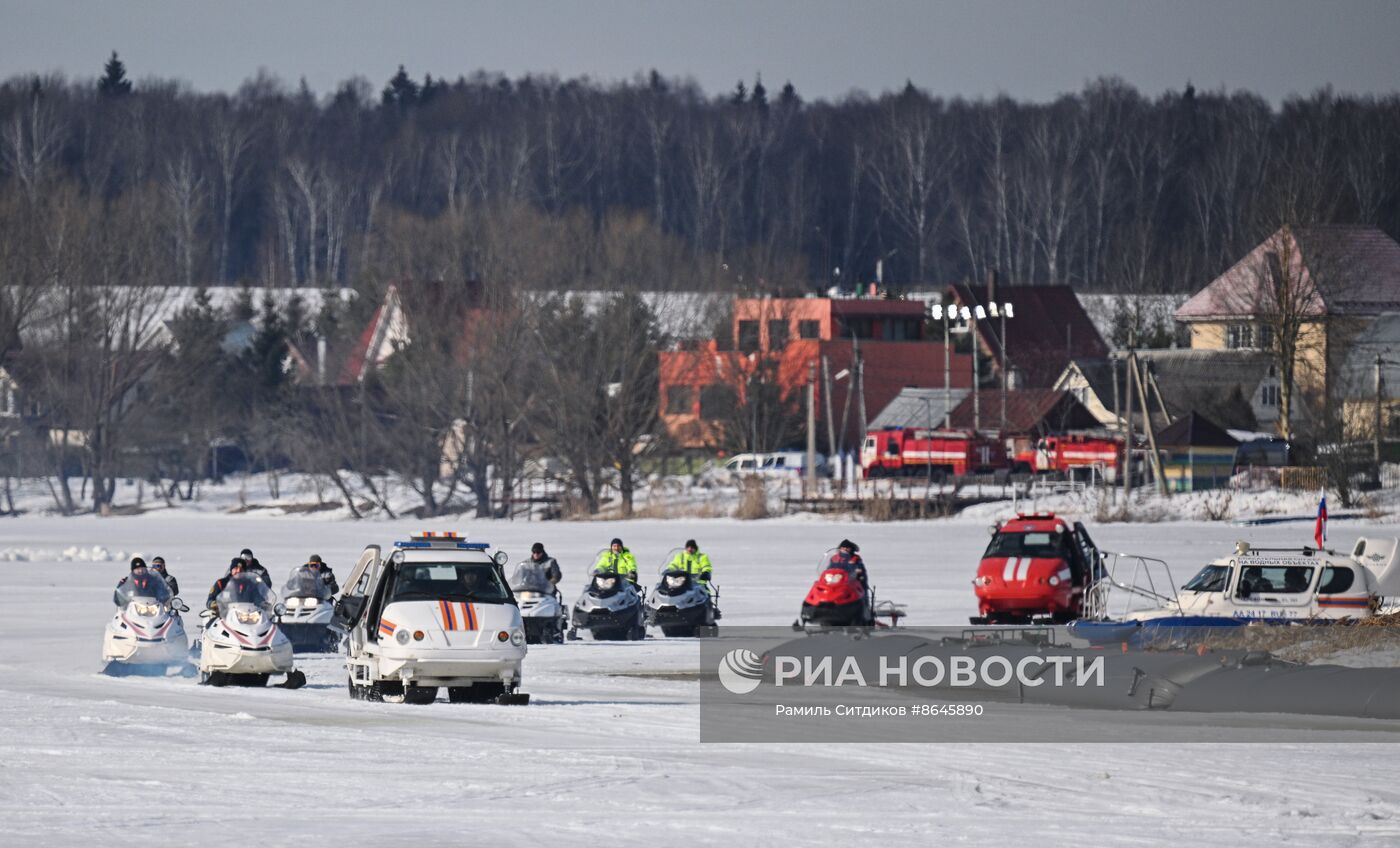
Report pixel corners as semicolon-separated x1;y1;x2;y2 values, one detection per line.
659;295;973;450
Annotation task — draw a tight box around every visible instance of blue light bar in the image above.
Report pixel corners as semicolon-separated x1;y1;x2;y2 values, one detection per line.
393;540;491;550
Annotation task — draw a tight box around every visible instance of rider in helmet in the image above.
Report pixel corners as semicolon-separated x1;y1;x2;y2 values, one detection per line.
207;558;248;612
828;539;868;589
113;557;149;606
667;539;713;589
593;538;638;584
303;554;339;594
236;548;271;587
148;556;178;596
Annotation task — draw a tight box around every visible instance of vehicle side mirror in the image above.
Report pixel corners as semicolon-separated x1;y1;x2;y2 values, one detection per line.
169;598;190;613
199;608;215;620
987;525;998;536
494;550;509;566
274;603;287;618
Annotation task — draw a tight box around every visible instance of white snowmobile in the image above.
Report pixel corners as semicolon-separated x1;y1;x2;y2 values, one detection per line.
102;569;193;676
510;560;566;644
569;555;646;641
644;548;720;637
198;573;306;688
278;565;340;653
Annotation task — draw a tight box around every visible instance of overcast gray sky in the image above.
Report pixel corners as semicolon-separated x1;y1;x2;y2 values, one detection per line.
1;0;1397;103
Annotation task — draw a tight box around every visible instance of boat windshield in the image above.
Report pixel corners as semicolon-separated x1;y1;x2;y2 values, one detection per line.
1182;564;1231;593
117;569;172;605
390;562;510;604
985;531;1063;559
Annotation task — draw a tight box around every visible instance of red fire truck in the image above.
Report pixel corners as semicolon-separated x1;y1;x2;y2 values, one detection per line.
971;511;1103;624
1012;433;1123;480
861;428;1006;478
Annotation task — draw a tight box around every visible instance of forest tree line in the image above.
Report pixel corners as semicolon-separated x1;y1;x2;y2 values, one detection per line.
1;54;1398;299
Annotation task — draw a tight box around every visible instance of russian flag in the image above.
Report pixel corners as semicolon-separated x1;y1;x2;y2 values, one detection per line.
1314;489;1328;550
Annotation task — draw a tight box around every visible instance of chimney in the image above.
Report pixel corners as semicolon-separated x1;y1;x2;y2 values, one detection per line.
316;336;327;386
986;268;997;304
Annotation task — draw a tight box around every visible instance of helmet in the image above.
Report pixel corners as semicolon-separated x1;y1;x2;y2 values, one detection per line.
838;539;858;553
130;556;146;571
150;556;166;570
239;549;254;561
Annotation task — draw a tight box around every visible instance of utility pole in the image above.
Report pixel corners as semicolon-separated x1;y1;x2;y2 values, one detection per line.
806;362;817;496
855;340;867;438
943;307;951;429
1376;352;1385;469
1122;352;1133;503
971;309;981;431
822;354;837;458
1131;352;1169;497
999;305;1009;433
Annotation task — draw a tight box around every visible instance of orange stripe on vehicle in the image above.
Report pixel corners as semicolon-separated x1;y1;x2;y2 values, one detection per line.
460;602;477;630
439;600;457;630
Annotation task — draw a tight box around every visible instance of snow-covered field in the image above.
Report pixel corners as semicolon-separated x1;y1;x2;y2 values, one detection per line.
3;511;1400;846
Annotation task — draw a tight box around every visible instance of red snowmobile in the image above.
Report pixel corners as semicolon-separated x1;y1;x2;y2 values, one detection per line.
797;548;904;629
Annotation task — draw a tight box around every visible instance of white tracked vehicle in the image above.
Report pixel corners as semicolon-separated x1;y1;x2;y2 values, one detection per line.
335;532;529;705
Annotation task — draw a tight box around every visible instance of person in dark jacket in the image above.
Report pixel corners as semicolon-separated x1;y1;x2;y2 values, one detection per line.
527;543;563;585
207;558;248;611
828;539;868;588
236;548;272;587
113;557;148;606
303;554;339;594
148;556;178;596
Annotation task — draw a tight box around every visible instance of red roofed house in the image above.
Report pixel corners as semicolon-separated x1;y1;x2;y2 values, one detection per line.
1174;225;1400;434
659;295;973;451
945;281;1109;390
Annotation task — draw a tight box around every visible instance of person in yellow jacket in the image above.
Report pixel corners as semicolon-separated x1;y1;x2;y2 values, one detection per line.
594;538;639;584
667;539;713;590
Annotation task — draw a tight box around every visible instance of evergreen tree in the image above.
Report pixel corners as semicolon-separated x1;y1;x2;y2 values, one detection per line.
779;81;801;108
382;65;420;109
750;75;768;110
730;80;747;106
97;51;132;97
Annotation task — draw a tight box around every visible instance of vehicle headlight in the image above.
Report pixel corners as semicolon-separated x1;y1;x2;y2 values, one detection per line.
596;577;616;590
235;610;262;625
303;598;319;608
394;629;411;645
285;597;302;610
1048;575;1061;587
496;630;510;642
134;602;160;616
973;576;992;587
823;572;845;585
510;629;525;647
665;575;686;588
516;591;540;601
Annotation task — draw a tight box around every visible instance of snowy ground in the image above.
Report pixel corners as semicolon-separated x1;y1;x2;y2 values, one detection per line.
3;512;1400;846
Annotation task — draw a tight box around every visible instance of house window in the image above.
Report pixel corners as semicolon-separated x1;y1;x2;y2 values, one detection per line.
699;383;737;419
1260;384;1280;407
1258;325;1274;351
737;321;760;353
798;320;821;339
665;385;694;415
768;320;790;351
1226;323;1254;349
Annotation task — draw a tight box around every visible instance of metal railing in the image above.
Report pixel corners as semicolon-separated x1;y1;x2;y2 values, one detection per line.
1081;550;1179;622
